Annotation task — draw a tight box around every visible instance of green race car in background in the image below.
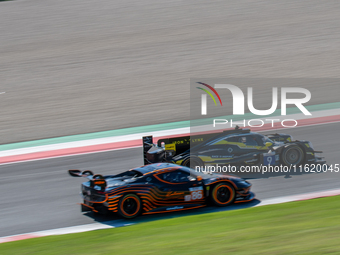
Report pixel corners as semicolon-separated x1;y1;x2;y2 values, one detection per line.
143;127;326;168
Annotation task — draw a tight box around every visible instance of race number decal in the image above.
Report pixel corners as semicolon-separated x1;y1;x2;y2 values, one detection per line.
263;152;276;165
186;186;203;201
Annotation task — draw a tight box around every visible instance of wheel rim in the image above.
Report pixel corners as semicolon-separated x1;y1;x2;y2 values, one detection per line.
122;197;139;216
214;185;233;204
189;159;198;168
285;148;302;164
186;158;202;169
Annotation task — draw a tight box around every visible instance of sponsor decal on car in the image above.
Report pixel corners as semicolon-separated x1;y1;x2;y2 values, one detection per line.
185;186;204;201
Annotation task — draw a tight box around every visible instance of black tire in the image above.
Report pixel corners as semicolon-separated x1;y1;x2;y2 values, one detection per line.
118;194;142;219
182;156;204;169
210;183;235;206
281;145;305;166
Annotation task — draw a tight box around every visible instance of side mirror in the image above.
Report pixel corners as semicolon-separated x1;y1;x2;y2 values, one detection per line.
265;142;273;147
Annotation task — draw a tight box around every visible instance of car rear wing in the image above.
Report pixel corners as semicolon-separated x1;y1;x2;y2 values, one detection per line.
68;169;94;178
143;136;155;165
68;170;107;191
142;135;190;165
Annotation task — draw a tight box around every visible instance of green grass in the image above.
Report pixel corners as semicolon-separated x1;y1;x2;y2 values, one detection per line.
2;196;340;255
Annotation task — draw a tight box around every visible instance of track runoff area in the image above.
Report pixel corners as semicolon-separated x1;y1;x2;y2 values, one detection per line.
0;102;339;243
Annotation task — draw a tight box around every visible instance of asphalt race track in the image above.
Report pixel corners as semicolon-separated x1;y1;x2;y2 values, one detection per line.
0;122;339;237
1;0;340;240
1;0;340;143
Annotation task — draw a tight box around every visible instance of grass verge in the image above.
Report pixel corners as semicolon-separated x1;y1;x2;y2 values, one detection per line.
1;196;340;255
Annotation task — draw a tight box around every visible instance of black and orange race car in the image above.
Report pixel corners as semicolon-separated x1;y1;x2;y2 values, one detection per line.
68;163;254;218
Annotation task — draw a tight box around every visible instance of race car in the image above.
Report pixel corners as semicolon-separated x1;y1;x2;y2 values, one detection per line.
143;127;326;168
68;163;255;218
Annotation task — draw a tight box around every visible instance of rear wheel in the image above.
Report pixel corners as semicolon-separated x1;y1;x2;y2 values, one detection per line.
210;183;235;206
118;194;142;219
182;157;204;169
282;145;304;166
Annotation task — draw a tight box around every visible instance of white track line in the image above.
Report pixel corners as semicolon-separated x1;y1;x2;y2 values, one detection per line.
1;188;340;244
0;145;141;167
0;222;134;244
0;108;338;158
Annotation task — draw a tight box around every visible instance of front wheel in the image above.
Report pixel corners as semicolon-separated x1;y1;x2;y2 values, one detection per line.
210;183;235;206
118;194;142;219
281;145;305;166
182;157;204;169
